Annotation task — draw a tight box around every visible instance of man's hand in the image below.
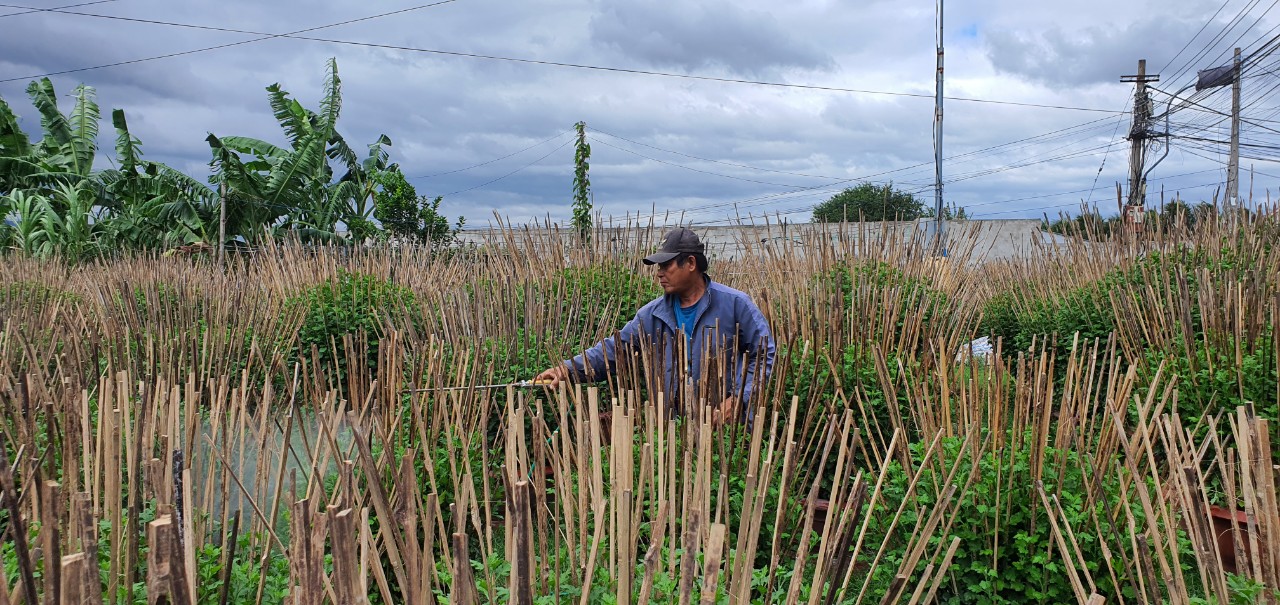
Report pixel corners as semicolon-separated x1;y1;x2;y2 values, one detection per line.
711;396;738;427
534;364;570;389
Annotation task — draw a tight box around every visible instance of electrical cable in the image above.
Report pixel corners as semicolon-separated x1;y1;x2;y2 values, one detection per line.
442;138;572;196
0;0;463;84
587;136;814;189
0;0;115;19
1161;0;1236;75
411;129;572;179
0;2;1126;113
589;128;849;181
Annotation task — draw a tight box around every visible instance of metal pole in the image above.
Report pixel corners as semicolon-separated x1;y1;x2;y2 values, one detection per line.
1226;47;1242;210
933;0;945;254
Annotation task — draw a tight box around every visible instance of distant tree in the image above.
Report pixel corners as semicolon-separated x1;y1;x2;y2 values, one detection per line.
811;182;925;222
372;169;462;249
1041;209;1120;240
1161;199;1194;223
922;202;968;220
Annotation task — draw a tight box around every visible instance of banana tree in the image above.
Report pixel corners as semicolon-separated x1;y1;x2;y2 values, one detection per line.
98;109;215;249
0;79;101;199
43;182;100;260
207;58;394;244
7;190;49;256
4;184;100;260
2;78;217;255
0;98;34;195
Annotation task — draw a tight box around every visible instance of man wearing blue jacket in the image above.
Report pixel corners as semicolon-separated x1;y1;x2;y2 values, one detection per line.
536;227;776;425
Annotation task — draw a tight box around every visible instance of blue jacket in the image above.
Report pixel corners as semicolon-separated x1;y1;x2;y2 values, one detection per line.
565;277;777;413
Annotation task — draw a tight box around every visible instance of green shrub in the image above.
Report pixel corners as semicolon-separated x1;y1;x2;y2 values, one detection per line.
1142;334;1279;499
555;264;662;336
862;433;1140;604
285;269;420;382
822;261;949;348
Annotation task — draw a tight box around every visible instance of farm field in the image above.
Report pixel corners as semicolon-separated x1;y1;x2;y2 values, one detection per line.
1;215;1279;604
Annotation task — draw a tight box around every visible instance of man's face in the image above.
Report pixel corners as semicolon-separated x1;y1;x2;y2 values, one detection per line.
655;255;698;295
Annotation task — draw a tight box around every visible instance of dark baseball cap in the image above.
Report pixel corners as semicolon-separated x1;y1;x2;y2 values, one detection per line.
643;227;705;265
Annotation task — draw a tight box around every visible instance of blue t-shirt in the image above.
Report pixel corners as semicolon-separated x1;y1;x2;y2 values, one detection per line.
672;295;705;342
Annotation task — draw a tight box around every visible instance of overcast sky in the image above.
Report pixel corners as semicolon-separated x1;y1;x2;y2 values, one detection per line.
2;0;1278;227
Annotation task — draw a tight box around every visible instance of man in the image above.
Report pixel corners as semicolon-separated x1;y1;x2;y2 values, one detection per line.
536;227;776;424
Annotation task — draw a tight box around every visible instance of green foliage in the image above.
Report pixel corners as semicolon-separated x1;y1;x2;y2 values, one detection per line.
1144;334;1277;423
1;78;214;257
557;264;661;336
372;169;462;248
207;58;394;245
825;260;949;344
572;121;592;241
1041;201;1217;240
191;529;291;604
1;279;82;312
995;282;1114;355
863;433;1134;604
811;182;924;222
922;202;968;220
286;269;420;381
2;182;105;261
1142;334;1279;504
1041;210;1122;240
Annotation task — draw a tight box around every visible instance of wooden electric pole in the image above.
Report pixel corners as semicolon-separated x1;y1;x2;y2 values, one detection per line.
1122;60;1160;210
1226;47;1242;209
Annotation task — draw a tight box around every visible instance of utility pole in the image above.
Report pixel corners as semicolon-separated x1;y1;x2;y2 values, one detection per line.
1121;60;1159;211
1226;47;1242;210
932;0;946;255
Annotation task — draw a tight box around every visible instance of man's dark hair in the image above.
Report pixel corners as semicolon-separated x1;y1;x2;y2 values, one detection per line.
680;252;709;273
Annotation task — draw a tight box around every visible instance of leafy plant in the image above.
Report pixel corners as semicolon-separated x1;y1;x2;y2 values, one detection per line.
571;121;592;242
811;182;924;222
863;433;1139;604
207;58;392;244
372;169;462;249
285;269;420;383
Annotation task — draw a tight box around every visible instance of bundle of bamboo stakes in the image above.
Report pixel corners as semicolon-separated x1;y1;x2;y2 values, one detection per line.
0;339;1275;603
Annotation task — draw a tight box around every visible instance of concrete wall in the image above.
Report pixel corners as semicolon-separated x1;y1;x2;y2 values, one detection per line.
456;219;1067;264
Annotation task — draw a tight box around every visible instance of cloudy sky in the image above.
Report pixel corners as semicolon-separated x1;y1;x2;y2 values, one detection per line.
2;0;1278;227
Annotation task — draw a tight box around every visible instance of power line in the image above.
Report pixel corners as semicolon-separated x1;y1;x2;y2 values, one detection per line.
1168;0;1264;84
442;138;572;196
1161;0;1236;75
1170;134;1280;151
590;128;848;181
411;130;571;180
627;116;1126;222
0;0;115;19
1086;113;1129;204
965;168;1221;210
0;3;1126;114
588;135;816;189
979;181;1225;216
0;0;463;84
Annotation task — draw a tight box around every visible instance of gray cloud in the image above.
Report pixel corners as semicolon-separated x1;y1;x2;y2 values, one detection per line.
589;0;835;78
984;15;1254;87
